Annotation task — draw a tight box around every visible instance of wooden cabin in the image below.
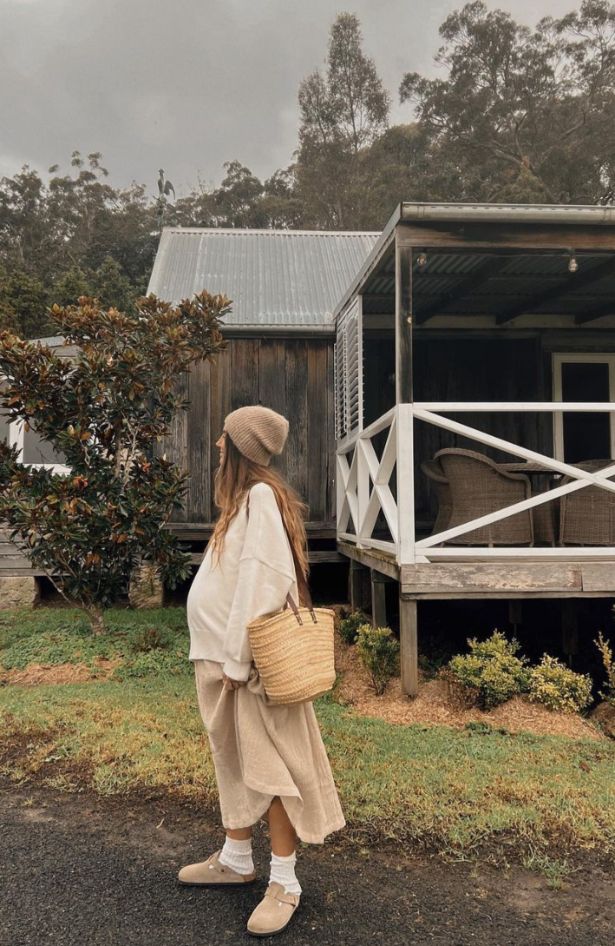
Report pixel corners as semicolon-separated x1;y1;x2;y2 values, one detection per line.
145;227;380;569
0;228;378;597
334;202;615;695
7;205;615;672
0;336;73;593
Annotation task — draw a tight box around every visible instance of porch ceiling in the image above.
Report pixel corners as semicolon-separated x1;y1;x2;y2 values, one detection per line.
361;249;615;324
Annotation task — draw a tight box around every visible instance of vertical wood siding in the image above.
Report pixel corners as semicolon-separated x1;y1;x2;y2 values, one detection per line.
160;338;335;526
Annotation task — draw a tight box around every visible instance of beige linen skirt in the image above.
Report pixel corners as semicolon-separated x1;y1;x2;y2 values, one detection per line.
193;658;346;845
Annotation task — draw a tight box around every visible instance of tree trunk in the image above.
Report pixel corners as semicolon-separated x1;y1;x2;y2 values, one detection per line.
85;604;106;636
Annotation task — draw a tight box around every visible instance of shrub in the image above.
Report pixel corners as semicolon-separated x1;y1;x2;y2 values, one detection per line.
528;656;593;713
356;624;400;695
130;624;175;653
594;631;615;706
442;630;530;710
338;610;368;645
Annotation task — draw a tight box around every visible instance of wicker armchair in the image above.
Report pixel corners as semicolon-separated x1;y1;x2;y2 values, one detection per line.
420;458;452;537
434;448;533;546
559;459;615;546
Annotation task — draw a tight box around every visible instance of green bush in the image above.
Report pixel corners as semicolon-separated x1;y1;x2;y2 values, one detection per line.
528;656;593;713
594;632;615;706
338;610;369;645
130;624;175;653
442;630;530;710
356;624;400;695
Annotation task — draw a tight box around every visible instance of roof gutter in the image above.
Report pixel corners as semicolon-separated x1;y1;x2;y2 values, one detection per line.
400;202;615;226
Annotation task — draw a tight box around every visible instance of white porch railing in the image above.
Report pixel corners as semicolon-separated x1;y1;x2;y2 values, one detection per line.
336;402;615;565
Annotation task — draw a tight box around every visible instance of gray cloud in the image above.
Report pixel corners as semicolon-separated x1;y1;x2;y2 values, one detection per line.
0;0;578;197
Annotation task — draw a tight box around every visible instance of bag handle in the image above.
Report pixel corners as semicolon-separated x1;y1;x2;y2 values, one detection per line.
246;489;317;625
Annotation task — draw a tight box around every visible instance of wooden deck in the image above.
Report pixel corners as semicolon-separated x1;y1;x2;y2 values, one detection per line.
0;524;344;579
338;539;615;598
339;538;615;699
0;528;46;577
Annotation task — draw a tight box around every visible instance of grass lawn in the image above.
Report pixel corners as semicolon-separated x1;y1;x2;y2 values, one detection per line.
1;606;614;872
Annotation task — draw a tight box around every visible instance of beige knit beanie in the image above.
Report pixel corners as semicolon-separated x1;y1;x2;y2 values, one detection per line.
223;405;289;466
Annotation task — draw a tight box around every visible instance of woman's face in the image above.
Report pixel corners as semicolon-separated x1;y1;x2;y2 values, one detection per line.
215;431;226;464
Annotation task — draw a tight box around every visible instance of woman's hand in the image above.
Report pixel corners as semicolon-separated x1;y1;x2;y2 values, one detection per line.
222;672;246;690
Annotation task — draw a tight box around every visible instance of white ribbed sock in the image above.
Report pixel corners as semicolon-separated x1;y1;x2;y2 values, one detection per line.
218;835;255;875
270;850;302;895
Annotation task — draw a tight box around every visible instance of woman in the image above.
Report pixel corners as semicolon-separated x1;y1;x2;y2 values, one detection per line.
181;404;346;937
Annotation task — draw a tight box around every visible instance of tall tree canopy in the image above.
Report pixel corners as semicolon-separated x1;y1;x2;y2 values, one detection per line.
296;12;392;229
399;0;615;203
3;2;615;342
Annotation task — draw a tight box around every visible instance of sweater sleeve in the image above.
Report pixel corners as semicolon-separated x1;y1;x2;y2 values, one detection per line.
223;482;297;681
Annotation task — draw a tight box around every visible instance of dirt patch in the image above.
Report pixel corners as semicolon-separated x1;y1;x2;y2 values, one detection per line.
0;656;122;687
334;635;604;740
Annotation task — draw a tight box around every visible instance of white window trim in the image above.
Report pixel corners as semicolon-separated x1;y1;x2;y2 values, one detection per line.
1;374;71;474
9;418;71;475
552;352;615;460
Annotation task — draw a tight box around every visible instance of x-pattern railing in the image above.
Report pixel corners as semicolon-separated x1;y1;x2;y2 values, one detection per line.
336;402;615;565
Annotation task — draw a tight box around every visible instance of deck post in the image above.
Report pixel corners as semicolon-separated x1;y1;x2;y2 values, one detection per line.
349;560;367;612
370;569;388;627
395;241;413;405
399;594;419;697
562;599;579;664
395;239;415;566
508;600;523;633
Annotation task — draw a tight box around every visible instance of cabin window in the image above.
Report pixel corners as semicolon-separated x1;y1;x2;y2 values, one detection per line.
552;353;615;462
0;406;10;446
1;376;68;471
22;424;68;467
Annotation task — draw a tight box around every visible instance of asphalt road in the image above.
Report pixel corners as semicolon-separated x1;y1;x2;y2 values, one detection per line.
1;782;613;946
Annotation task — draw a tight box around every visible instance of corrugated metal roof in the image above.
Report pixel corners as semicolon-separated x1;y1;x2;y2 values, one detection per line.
337;201;615;319
147;228;380;329
361;250;615;319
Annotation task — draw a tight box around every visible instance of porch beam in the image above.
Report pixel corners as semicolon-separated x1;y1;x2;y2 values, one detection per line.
361;293;395;311
412;407;615;484
574;297;615;323
415;255;510;323
419;547;615;561
396;223;615;252
497;254;615;324
395;242;413;404
413;401;615;411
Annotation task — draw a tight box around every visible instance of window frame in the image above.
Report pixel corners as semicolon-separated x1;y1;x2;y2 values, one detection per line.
0;374;71;475
552;351;615;461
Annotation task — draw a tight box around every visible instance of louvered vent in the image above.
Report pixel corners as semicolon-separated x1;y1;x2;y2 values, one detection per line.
334;298;362;440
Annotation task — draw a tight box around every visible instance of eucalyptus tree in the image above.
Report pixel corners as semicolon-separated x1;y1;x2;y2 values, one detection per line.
297;12;391;228
400;0;615;203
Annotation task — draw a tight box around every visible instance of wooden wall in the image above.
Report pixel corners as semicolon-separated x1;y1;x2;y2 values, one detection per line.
157;336;335;528
364;332;551;526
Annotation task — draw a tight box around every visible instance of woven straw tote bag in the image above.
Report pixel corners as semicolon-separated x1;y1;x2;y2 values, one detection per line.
245;492;336;705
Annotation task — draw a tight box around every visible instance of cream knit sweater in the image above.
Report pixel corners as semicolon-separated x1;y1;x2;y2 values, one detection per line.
186;481;299;680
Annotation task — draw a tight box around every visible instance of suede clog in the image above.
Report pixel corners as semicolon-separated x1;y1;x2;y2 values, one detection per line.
177;849;257;887
246;881;301;936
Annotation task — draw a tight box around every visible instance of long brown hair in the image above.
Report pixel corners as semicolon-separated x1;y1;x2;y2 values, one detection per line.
210;431;310;592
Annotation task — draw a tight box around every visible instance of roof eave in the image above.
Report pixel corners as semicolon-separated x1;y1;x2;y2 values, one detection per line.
400;202;615;226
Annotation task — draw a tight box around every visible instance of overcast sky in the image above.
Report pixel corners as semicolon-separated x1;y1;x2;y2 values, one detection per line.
0;0;579;198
